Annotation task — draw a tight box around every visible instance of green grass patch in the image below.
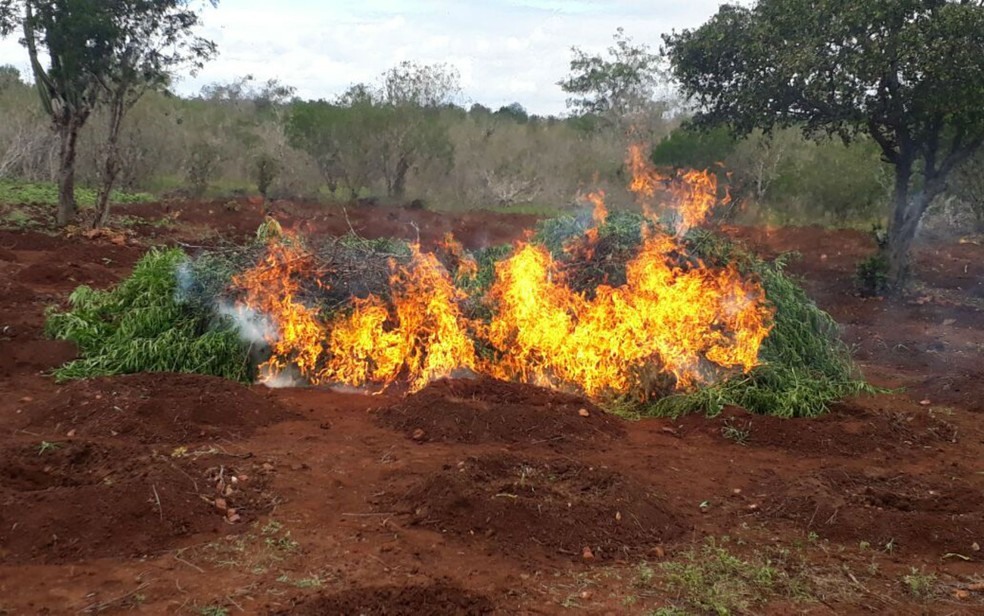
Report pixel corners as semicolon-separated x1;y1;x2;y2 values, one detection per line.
45;247;250;382
0;179;153;208
646;539;814;615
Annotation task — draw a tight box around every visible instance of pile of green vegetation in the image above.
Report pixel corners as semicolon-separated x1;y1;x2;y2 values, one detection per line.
45;216;866;418
0;180;153;208
45;248;249;382
537;212;868;418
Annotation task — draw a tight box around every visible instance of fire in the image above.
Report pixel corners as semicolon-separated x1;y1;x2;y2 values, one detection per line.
483;231;772;397
579;191;608;258
627;144;726;234
234;239;475;392
231;145;772;399
324;245;476;391
232;236;327;379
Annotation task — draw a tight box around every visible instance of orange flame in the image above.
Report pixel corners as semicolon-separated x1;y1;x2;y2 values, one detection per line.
483;231;771;396
324;245;476;391
627;144;725;235
235;240;475;392
232;236;327;379
232;145;771;399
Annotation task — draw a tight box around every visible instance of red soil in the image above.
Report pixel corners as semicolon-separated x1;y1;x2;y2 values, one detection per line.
0;207;982;614
374;377;624;451
23;373;297;444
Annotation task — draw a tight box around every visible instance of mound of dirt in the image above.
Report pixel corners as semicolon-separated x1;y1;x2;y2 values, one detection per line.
386;453;683;562
0;439;274;564
272;582;494;616
682;404;957;456
762;468;984;556
25;373;295;444
374;378;625;450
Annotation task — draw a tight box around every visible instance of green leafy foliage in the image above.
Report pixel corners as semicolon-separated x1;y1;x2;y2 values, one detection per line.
558;27;663;122
664;0;984;288
0;179;152;207
45;247;249;382
46;213;863;419
855;254;890;298
656;232;869;418
650;124;737;173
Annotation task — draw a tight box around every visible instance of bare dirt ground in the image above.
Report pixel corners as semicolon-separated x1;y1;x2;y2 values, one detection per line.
1;202;983;615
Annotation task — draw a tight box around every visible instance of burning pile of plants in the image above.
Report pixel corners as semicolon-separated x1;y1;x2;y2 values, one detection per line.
46;147;867;418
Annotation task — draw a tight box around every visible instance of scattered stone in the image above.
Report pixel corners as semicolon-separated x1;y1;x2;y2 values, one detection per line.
920;399;932;406
615;511;622;522
650;546;666;559
581;546;595;561
412;428;426;441
579;591;592;600
972;542;980;552
955;589;970;600
578;408;591;418
214;498;228;511
66;429;76;438
261;462;275;472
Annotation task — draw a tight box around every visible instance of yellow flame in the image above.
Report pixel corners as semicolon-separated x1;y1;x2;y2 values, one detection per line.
233;145;771;399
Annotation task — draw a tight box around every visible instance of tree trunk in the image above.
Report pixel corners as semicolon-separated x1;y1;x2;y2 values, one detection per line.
56;119;81;226
93;100;126;229
93;142;119;229
885;163;939;293
393;156;410;200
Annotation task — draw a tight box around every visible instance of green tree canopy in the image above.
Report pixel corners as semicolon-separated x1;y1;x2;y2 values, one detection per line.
664;0;984;289
0;0;217;225
558;27;663;127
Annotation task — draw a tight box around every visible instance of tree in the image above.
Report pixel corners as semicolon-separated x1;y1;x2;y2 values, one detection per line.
0;64;21;91
285;96;388;199
558;27;664;129
92;1;217;228
378;61;459;199
495;102;529;124
0;0;216;227
664;0;984;290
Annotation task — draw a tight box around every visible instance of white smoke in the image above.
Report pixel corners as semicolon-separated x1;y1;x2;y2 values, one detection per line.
216;301;276;346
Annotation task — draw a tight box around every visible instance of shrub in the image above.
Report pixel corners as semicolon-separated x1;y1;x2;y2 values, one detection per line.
185;142;222;198
253;152;280;198
855;253;890;297
45;248;249;382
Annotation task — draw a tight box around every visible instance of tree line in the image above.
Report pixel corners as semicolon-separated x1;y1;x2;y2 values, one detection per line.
1;0;983;291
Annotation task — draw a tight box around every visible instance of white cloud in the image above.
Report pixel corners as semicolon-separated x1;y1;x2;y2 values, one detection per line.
0;0;726;115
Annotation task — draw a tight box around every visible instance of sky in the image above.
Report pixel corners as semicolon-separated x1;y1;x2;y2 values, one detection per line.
0;0;727;116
